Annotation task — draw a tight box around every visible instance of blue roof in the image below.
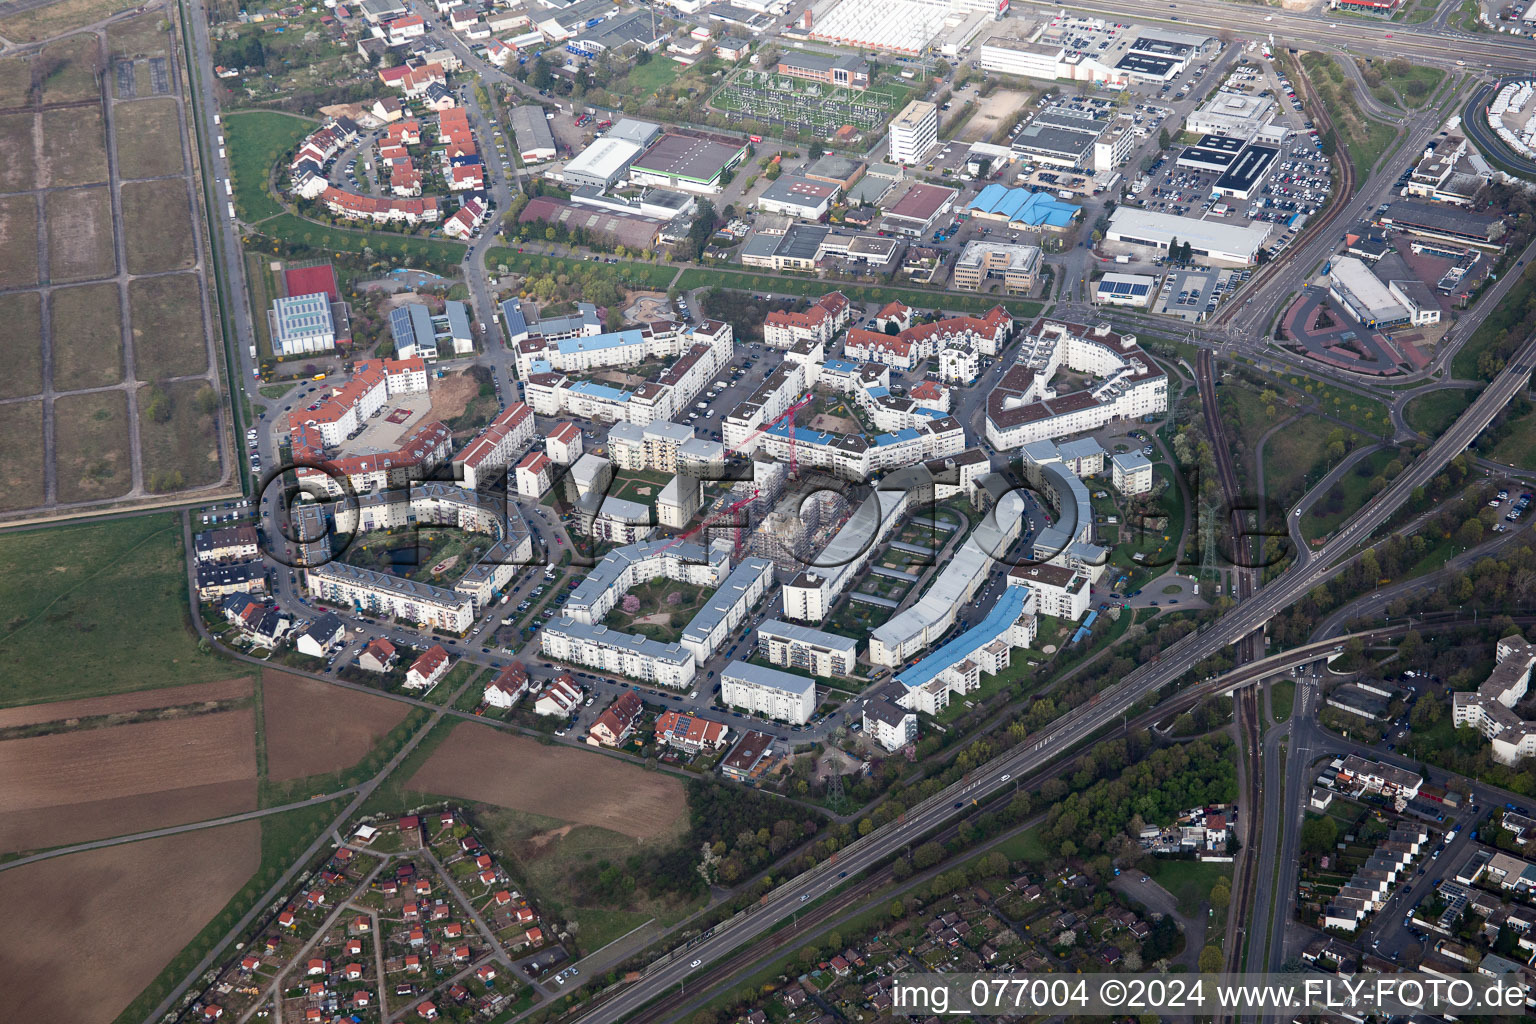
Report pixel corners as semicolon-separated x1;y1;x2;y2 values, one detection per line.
567;380;629;401
967;185;1079;228
765;420;837;446
897;586;1029;692
873;427;921;447
529;358;552;375
555;329;644;355
824;358;860;373
866;386;891;399
913;407;948;419
500;298;528;336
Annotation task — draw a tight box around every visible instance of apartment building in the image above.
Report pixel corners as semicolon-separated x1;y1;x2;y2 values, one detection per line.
541;618;697;688
757;620;859;676
763;292;851;350
1111;451;1153;494
1006;563;1091;621
985;319;1168;450
720;660;817;724
564;538;730;624
451;402;536;490
1452;634;1536;764
844;306;1012;370
306;562;474;632
195;525;260;564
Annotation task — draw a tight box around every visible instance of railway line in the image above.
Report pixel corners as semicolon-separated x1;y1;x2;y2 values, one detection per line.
1197;349;1260;664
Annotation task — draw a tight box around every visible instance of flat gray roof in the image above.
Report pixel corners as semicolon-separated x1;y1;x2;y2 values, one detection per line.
721;659;817;697
681;558;773;649
758;619;858;655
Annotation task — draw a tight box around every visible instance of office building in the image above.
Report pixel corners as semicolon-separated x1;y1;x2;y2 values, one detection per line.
888;100;938;165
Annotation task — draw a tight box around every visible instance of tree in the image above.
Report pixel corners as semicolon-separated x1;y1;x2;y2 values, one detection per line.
143;385;172;423
1209;881;1231;912
1198;946;1225;973
1300;815;1337;855
1458;518;1484;549
1158;127;1170;151
912;841;944;869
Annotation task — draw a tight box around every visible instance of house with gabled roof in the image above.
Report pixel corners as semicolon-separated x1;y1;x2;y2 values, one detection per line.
405;644;451;691
587;691;644;747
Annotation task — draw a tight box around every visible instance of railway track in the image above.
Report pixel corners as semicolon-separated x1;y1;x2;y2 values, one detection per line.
1210;48;1358;332
1197;349;1260;665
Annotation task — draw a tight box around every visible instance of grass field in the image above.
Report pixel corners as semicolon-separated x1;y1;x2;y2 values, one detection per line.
0;194;39;288
113;99;184;179
0;514;234;706
39;105;108;188
1271;679;1295;722
0;292;43;398
35;33;103;103
138;379;222;491
0;401;46;512
129;272;208;380
623;58;687;98
45;186;115;283
1404;388;1475;435
1301;446;1397;542
0;113;36;192
472;804;695;953
672;266;1043;317
107;9;172;57
223;110;312;223
1144;857;1232;918
258;212;467;272
53;390;133;503
1262;415;1357;510
51;283;124;390
1298;52;1396;178
0;0;138;42
121;178;196;275
0;54;26;106
1487;405;1536;464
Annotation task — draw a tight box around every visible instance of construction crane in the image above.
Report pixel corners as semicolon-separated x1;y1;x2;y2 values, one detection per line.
657;487;760;557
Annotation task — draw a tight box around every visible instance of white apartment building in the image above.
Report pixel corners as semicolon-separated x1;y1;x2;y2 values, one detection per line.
609;420;698;474
523;322;733;428
862;682;918;751
763;292;851;349
542;618;697;688
290;357;429;449
306;562;475;632
757;620;859;677
889;99;938;165
564;538;727;622
545;421;583;464
889;585;1038;715
1111;451;1154;495
1006;563;1091;621
515;318;729;379
657;474;701;529
721;363;810;456
451;402;536;490
720;660;817;724
1453;634;1536;764
755;416;966;482
678;557;773;664
985;319;1167;450
515;451;554;498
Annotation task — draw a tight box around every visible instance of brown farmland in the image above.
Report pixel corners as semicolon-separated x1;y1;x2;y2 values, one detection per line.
0;820;259;1024
0;708;257;852
0;676;252;728
262;670;409;781
409;721;686;840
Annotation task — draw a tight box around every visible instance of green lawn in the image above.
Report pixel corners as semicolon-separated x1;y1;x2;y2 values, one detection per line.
1404;389;1476;436
1262;416;1359;511
256;213;466;273
1300;446;1399;542
1271;679;1295;723
996;823;1050;864
1487;405;1536;465
672;267;1044;317
0;514;233;707
223;110;311;223
624;58;686;97
1450;261;1536;380
1144;857;1232;918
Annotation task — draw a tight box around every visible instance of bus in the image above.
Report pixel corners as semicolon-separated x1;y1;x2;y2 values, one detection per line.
312;373;327;381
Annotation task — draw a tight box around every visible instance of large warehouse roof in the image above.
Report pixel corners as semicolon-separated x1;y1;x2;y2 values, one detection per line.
631;130;747;184
563;137;643;183
1107;207;1272;262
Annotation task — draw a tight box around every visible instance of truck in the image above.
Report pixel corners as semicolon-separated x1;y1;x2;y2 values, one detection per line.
249;345;257;359
224;179;233;196
227;202;236;219
1114;254;1130;264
